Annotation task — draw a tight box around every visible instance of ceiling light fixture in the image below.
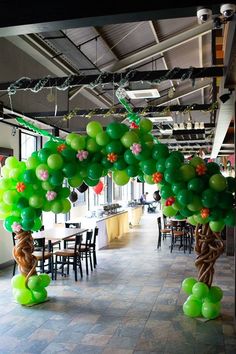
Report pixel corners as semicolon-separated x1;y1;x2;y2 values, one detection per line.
125;89;160;99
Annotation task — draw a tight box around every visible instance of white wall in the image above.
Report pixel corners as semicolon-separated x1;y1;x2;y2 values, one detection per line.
0;122;20;265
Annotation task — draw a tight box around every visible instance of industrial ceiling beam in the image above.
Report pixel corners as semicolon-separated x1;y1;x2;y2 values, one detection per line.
0;67;224;92
0;2;224;37
25;104;217;118
107;21;213;72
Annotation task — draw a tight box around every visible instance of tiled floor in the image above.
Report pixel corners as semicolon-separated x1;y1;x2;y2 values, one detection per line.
0;213;235;354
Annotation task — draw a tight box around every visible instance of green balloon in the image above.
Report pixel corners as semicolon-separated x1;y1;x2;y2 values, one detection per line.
171;182;186;195
26;156;40;170
14;288;33;305
29;195;44;209
209;220;225;232
209;174;227;192
106;141;124;154
68;175;83;188
208;208;223;221
113;170;130;186
139;118;153;133
106;122;124;139
183;298;202;317
114;158;127;171
86;121;103;138
179;164;196;182
124;150;137;165
224;210;236;226
144;174;155;184
8;167;22;180
160;185;173;199
17;197;28;209
162;206;177;217
32;288;47;303
187;177;206;193
32;218;43;232
51;200;63;214
42;201;52;212
137;174;145;182
38;148;52;163
201;301;220;320
58;187;70;198
164;167;181;184
194;213;209;224
5;156;19;169
47;154;63;170
84;177;100;187
21;207;36;220
11;274;26;289
61;148;77;161
187;216;198;226
22;170;37;184
62;163;77;178
189;156;204;167
134;146;152;161
101;156;112;170
140;159;156;175
0;178;15;190
61;199;71;213
27;275;43;291
165;156;182;169
70;135;86;151
172;200;182;211
205;286;223;303
202;189;219;208
4;216;21;232
49;171;64;186
42;181;54;191
3;190;20;205
121;131;139;148
38;273;51;287
96;131;110;146
218;192;234;209
156;158;166;173
126;165;139;177
180;208;193;217
187;195;203;211
177;189;193;206
35;164;49;180
152;144;169;160
43;140;58;152
192;282;209;299
1;165;10;178
169;150;184;162
182;278;197;295
206;162;220;175
22;219;34;231
87;163;103;180
66;132;79;145
86;138;100;153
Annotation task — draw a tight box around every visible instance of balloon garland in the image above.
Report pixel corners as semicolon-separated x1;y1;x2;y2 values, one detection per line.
0;107;235;314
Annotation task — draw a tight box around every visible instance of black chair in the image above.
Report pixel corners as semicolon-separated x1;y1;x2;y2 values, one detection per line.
54;234;83;281
12;233;17;276
33;237;54;276
80;231;93;276
91;227;99;268
157;216;171;249
170;220;186;253
63;222;81;248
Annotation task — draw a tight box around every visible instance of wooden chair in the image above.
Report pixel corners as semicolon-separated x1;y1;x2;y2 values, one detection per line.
54;234;83;281
157;216;171;249
170;220;186;253
80;231;93;276
33;237;54;277
91;227;99;268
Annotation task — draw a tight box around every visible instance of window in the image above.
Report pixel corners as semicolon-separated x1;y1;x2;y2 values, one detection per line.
20;132;37;161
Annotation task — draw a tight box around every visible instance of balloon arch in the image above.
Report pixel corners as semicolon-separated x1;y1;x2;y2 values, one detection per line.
0;115;235;320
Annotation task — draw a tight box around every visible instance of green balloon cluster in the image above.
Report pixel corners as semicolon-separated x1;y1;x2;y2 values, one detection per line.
182;278;223;319
11;273;50;305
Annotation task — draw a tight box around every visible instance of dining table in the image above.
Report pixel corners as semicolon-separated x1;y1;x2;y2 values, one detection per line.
32;227;88;250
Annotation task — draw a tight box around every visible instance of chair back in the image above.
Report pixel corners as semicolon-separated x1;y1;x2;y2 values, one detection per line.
33;237;46;261
65;222;81;229
74;234;83;253
85;231;93;248
92;227;99;247
157;216;162;231
12;233;16;246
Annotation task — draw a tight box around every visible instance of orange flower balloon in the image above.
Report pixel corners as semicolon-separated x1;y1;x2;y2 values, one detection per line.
16;182;26;192
201;208;210;218
57;144;66;152
152;172;163;183
107;153;118;163
196;164;207;176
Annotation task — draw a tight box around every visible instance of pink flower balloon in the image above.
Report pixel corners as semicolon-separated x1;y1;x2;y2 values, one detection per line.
130;143;142;155
76;150;89;161
12;222;22;233
46;191;57;201
39;170;49;181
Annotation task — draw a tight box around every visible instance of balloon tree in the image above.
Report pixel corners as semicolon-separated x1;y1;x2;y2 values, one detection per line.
0;88;235;315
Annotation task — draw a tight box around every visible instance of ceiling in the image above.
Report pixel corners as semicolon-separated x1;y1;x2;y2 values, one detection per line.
0;2;235;158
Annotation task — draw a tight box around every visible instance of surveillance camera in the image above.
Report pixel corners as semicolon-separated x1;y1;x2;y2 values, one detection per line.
197;8;212;24
220;4;236;18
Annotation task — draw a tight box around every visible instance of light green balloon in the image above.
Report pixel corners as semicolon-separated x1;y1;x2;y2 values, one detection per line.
38;273;51;287
201;301;221;319
26;156;40;170
86;138;100;153
47;154;63;170
113;170;130;186
144;174;155;184
70;135;86;151
27;275;43;291
14;288;33;305
66;132;79;145
182;277;197;295
11;274;26;289
3;190;20;205
5;156;19;169
86;121;103;138
61;199;71;213
162;206;177;217
68;175;83;188
32;288;47;303
183;298;202;317
1;166;10;178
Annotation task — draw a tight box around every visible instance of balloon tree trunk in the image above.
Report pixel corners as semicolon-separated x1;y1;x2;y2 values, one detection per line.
13;230;37;283
195;223;224;287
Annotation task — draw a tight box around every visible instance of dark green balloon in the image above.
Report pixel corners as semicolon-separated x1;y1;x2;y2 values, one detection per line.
101;156;112;169
38;148;52;163
160;185;173;199
22;219;35;231
180;208;193;217
164;167;181;184
22;170;37;184
87;163;103;180
187;177;206;193
124;150;137;165
49;171;64;186
135;146;152;161
224;210;236;226
62;163;77;178
226;177;235;193
208;208;223;221
114;158;127;171
84;177;100;187
137;174;145;182
202;188;219;208
61;148;77;161
165;156;182;169
106;122;124;139
172;182;186;195
169;150;184;162
206;162;220;176
106;141;124;154
152;144;169;160
91;152;103;162
140;159;156;175
17;197;29;209
126;164;139;177
21;207;36;220
156;158;166;173
177;189;193;206
43;140;58;152
218;192;234;209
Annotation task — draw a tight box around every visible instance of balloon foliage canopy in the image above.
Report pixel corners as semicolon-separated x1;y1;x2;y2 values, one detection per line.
0;118;235;234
